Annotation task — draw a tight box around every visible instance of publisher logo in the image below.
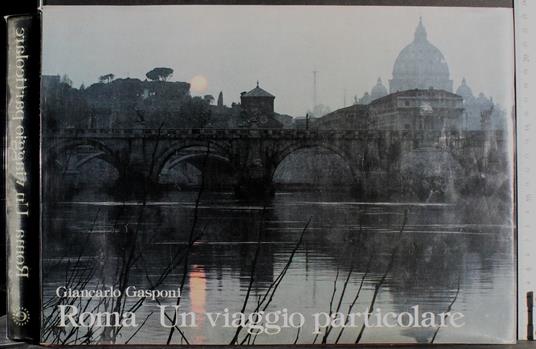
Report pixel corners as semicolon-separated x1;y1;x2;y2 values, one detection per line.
12;307;30;326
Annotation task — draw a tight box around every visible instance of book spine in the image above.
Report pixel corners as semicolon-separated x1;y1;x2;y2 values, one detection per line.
5;14;41;343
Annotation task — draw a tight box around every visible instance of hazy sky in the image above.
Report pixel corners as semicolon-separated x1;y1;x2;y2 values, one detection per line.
42;5;515;116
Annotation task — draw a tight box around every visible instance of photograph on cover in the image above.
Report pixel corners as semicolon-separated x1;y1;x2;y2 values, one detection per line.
40;5;515;345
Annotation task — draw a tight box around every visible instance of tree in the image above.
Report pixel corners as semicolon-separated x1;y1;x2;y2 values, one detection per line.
180;96;212;128
203;94;215;105
98;74;115;83
146;67;174;81
61;74;72;87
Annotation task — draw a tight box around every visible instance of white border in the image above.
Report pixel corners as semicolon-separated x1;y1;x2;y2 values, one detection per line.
515;0;535;341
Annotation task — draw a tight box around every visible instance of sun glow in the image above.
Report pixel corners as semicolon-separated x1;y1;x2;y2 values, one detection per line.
190;75;208;93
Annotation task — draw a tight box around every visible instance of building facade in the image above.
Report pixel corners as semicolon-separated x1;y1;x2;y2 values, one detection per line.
368;89;463;131
240;82;282;128
315;104;369;130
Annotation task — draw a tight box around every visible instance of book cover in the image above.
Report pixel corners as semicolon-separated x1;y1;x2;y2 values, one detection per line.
6;0;517;345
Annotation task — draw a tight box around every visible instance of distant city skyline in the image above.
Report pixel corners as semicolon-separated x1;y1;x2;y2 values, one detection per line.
42;5;514;116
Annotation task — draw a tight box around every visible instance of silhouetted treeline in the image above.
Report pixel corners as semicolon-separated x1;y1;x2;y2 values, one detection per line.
41;75;232;129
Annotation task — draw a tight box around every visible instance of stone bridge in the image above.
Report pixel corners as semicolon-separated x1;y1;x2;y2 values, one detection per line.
43;128;509;197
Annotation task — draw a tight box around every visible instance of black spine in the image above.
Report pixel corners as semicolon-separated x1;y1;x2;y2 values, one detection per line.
529;291;534;341
5;14;41;343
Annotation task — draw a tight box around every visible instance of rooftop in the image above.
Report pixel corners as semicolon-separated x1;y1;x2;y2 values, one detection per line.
242;81;275;98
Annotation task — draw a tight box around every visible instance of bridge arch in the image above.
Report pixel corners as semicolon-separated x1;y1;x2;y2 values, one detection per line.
154;141;234;181
272;142;362;189
44;138;121;174
165;153;231;171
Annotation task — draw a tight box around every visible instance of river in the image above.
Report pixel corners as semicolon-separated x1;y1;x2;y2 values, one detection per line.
42;190;515;344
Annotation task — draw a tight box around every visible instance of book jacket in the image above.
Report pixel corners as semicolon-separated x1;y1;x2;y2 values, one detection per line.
5;0;517;345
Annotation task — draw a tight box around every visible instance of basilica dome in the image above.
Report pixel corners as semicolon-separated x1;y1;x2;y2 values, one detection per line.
475;92;493;109
456;78;475;102
370;78;388;100
389;18;453;93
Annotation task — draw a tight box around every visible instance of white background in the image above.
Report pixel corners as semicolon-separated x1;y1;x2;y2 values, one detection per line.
516;0;536;341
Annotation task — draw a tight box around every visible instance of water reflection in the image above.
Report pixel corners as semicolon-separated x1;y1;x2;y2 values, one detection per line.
42;191;515;344
189;266;206;343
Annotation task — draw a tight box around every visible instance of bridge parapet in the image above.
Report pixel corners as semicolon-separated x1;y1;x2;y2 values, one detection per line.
45;128;506;142
47;128;374;139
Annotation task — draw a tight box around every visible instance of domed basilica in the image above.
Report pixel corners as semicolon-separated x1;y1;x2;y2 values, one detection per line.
390;17;452;93
357;18;506;130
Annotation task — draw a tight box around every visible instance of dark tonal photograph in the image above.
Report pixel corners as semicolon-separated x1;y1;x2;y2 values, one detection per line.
39;5;515;345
